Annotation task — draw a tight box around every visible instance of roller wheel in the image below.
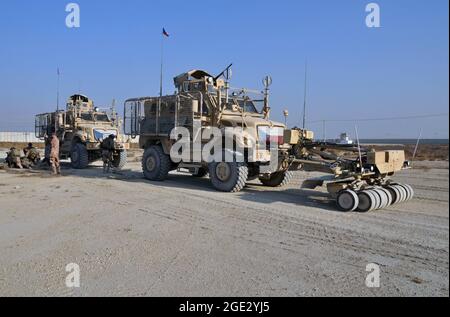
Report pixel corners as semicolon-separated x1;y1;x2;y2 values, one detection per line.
379;187;393;207
403;184;415;201
373;188;389;209
395;185;407;203
386;185;401;205
357;190;377;212
399;184;411;202
367;190;382;210
337;190;359;212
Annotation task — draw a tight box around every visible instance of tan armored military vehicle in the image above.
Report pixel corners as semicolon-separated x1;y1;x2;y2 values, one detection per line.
125;66;298;192
124;65;413;211
35;94;129;169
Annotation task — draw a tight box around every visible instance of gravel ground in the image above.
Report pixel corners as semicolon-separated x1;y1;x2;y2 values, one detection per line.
0;151;448;297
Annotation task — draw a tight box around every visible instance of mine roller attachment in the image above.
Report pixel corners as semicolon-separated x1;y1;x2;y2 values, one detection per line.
294;142;415;212
337;184;415;213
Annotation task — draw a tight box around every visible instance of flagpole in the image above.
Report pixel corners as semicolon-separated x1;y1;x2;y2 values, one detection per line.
157;29;166;135
159;31;164;100
57;68;60;111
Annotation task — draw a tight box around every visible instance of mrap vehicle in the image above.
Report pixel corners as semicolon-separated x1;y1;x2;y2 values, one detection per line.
124;66;413;212
35;94;129;169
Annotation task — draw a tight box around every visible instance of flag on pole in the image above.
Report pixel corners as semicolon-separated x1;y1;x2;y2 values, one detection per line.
162;28;170;37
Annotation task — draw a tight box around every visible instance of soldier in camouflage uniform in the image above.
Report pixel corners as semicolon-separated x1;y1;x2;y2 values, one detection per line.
50;133;61;175
23;143;41;166
5;147;23;169
101;134;115;173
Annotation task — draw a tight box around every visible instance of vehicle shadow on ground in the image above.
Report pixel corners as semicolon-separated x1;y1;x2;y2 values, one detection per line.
58;164;340;212
238;187;338;212
9;162;339;212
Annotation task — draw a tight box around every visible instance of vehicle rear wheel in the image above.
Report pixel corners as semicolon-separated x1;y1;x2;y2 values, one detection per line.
142;145;171;181
71;143;89;169
259;171;293;187
209;161;248;193
112;150;127;170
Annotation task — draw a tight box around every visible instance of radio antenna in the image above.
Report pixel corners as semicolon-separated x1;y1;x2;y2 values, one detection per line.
412;128;423;166
354;125;363;173
302;60;308;130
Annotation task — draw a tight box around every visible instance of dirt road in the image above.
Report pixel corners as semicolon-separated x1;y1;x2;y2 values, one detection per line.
0;155;448;296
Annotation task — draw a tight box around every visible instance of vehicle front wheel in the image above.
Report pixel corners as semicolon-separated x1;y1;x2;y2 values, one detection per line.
112;150;127;170
71;143;89;169
208;161;248;193
142;145;171;181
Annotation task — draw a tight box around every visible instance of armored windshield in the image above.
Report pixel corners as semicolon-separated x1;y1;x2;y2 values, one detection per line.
221;97;262;114
80;113;111;122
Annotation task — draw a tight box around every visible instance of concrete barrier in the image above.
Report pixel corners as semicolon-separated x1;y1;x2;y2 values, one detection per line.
0;132;43;143
0;132;139;144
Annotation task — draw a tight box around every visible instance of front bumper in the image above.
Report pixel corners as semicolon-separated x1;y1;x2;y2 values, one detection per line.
86;142;130;151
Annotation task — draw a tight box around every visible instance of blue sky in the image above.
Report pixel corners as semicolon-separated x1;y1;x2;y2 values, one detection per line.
0;0;448;138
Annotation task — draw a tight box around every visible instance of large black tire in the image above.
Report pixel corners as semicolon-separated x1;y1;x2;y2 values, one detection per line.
142;145;171;181
259;171;293;187
112;150;127;170
71;143;89;169
208;161;248;193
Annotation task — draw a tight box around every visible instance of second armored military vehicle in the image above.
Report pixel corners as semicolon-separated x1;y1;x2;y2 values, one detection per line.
35;94;129;169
